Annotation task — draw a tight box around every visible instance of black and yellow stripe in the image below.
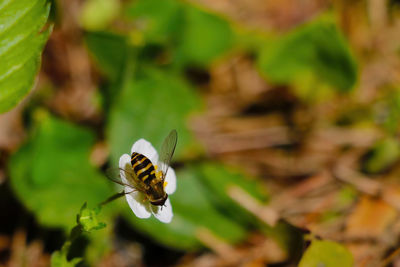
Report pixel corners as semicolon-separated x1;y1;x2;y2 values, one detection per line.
131;152;156;185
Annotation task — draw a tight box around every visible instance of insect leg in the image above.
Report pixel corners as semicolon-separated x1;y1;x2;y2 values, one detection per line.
99;191;126;206
124;188;137;194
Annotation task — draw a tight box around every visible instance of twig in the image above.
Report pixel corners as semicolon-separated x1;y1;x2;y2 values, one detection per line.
334;164;382;196
227;185;279;226
196;227;238;261
269;171;332;212
202;127;291;154
378;246;400;267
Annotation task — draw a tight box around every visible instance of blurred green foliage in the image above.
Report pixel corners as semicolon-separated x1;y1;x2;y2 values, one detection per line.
174;5;234;66
51;251;82;267
0;0;51;112
125;0;183;44
9;112;113;229
376;90;400;134
125;0;234;66
85;31;129;82
258;16;357;92
363;137;400;174
80;0;120;31
196;163;269;226
298;240;353;267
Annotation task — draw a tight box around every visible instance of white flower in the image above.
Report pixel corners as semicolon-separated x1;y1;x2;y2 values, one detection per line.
119;139;176;223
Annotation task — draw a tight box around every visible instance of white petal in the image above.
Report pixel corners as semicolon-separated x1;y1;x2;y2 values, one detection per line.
131;139;159;164
119;154;131;184
126;191;151;219
151;198;173;223
164;167;177;195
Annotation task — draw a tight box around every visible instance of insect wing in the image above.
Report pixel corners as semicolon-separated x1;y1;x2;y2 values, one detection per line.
105;167;134;188
105;167;147;193
158;130;178;180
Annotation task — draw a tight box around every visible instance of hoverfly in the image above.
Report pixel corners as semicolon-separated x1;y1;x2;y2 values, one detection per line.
106;130;177;206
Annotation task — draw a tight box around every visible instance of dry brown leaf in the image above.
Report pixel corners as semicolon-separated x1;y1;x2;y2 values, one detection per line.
345;196;397;239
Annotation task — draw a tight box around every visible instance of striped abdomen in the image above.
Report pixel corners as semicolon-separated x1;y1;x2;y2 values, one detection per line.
130;152;157;185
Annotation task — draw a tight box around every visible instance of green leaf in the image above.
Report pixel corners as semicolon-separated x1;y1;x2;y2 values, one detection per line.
85;31;129;81
375;89;400;134
51;250;82;267
0;0;51;113
50;201;111;267
258;16;357;92
125;165;247;250
80;0;120;31
125;0;184;44
84;31;136;112
9;112;113;229
77;203;107;232
299;240;353;267
126;0;234;66
291;71;337;102
107;67;203;165
198;163;267;202
196;163;269;225
175;5;234;66
363;137;400;174
262;222;305;261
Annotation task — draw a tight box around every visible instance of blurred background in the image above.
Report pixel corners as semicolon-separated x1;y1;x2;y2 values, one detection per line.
1;0;400;266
